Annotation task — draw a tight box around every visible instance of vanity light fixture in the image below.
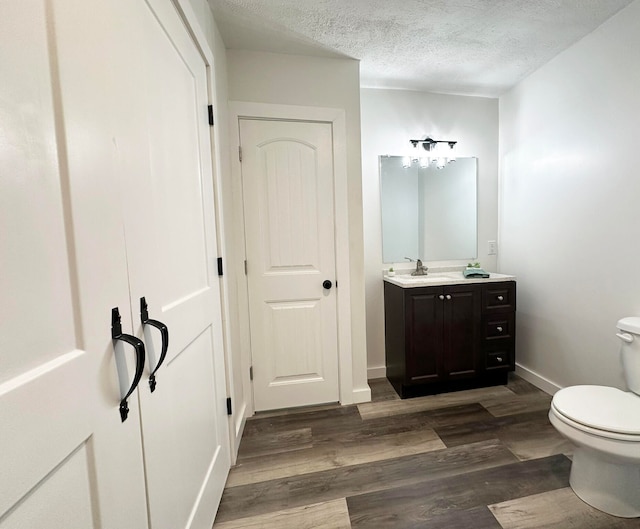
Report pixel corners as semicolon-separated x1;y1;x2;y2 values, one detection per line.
409;137;457;168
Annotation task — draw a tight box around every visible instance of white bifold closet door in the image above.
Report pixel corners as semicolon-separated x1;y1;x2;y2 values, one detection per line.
0;1;229;528
117;1;231;527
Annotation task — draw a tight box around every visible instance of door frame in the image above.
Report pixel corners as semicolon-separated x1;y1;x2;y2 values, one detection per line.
229;101;354;413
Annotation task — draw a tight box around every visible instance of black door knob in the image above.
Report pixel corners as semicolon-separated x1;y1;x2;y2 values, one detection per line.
323;280;333;290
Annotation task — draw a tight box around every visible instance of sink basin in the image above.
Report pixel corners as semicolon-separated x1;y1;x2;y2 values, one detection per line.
398;275;446;281
392;272;457;282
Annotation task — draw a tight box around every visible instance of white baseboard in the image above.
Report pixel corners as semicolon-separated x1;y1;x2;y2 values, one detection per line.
515;363;562;395
352;385;372;404
367;365;386;380
230;402;247;464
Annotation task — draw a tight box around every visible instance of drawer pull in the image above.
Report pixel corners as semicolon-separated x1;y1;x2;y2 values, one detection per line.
497;295;504;301
496;326;503;332
445;294;451;300
497;356;503;362
439;295;445;300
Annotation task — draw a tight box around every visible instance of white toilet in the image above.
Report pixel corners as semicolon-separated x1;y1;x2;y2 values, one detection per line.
549;317;640;518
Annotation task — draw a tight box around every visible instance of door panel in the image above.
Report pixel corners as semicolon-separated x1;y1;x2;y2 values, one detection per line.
444;288;481;378
406;291;444;383
262;141;321;269
240;119;339;411
118;1;230;528
2;443;96;529
1;0;148;526
265;299;324;382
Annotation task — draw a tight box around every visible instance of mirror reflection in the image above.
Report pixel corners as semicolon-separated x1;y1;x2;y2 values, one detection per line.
380;156;477;263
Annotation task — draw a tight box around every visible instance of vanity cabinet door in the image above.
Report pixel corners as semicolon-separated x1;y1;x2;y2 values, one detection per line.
405;288;445;383
443;285;481;379
404;284;480;383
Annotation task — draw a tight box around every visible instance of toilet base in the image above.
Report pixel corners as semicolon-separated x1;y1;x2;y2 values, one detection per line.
570;448;640;518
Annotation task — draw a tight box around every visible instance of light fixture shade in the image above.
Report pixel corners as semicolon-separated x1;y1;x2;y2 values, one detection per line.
448;142;456;162
402;156;411;168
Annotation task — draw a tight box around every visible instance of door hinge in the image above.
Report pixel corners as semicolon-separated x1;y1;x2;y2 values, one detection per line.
249;366;253;381
207;105;214;126
244;260;248;275
226;397;232;415
217;257;223;276
238;146;242;162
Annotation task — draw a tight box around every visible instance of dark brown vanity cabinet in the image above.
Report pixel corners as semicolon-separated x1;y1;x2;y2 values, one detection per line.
384;280;516;398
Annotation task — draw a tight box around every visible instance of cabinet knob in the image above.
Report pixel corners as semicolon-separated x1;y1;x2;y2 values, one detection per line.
497;295;504;301
497;356;503;363
496;326;503;332
439;295;445;300
445;294;451;300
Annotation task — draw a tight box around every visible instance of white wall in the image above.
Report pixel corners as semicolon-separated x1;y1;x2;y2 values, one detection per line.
225;50;370;400
361;88;499;377
499;0;640;391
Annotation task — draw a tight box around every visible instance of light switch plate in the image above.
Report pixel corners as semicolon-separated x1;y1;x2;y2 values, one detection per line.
488;240;497;255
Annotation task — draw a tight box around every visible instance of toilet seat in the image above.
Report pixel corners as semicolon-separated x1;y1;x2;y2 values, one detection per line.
552;385;640;439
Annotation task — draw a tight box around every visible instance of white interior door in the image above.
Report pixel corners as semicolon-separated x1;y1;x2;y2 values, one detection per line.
239;119;339;411
1;1;149;527
117;1;231;528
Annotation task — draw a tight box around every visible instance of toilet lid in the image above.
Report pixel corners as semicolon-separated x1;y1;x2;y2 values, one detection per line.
552;385;640;435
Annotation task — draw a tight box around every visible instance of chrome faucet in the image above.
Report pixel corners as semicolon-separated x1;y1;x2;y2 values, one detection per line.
405;257;428;276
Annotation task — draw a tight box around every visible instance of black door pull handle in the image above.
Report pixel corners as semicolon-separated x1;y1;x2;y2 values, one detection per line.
111;307;146;422
323;280;333;290
140;297;169;392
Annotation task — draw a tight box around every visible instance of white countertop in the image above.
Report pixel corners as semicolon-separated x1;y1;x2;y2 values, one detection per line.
384;271;516;288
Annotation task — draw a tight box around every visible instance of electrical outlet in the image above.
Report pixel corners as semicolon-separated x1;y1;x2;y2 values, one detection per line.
488;240;497;255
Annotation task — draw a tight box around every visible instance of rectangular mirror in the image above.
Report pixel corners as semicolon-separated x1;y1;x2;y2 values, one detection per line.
380;156;477;263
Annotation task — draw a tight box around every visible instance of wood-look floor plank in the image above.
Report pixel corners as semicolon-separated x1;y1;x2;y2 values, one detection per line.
236;427;313;461
368;377;400;402
213;498;352;529
312;403;494;444
357;385;515;420
489;487;640;529
506;373;549;396
247;401;343;420
435;408;572;461
497;414;573;461
242;405;361;438
215;440;517;523
480;392;552;418
346;455;571;528
226;428;445;487
373;505;503;529
434;410;520;448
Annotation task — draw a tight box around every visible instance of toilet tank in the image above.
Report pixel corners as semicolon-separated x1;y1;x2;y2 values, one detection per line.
617;317;640;395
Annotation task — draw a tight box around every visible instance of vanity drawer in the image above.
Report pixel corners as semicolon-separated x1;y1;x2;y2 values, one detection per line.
482;282;516;313
483;313;515;340
486;349;512;370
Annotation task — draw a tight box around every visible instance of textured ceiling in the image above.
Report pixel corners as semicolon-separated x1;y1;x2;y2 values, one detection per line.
209;0;634;97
